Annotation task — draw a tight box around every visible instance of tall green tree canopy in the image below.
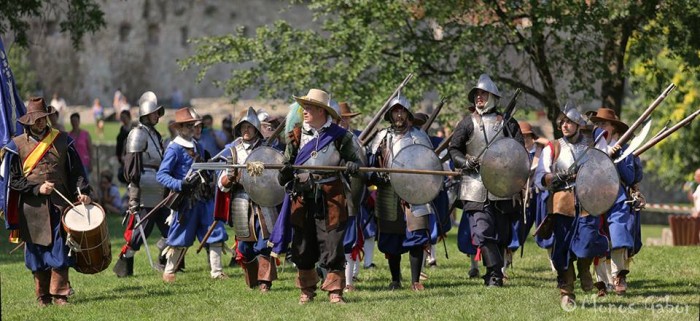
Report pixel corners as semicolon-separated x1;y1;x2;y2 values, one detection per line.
0;0;105;48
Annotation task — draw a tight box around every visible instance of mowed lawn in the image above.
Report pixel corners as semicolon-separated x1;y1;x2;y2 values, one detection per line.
0;219;698;321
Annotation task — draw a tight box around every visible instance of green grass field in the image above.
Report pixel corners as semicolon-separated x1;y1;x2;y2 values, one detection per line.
0;220;697;321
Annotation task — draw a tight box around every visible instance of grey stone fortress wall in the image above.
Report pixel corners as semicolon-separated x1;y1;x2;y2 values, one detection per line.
22;0;313;106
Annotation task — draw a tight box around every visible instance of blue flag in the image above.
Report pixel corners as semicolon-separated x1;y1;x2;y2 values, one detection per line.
0;36;26;148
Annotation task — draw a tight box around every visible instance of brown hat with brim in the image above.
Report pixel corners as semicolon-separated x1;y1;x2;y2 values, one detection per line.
518;121;538;138
413;112;429;127
293;88;340;120
339;102;360;118
18;97;57;126
589;107;629;133
169;107;202;128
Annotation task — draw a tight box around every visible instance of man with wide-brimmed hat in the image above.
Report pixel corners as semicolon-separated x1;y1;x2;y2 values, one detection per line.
449;74;525;287
114;91;171;277
1;97;92;306
217;107;280;292
534;102;610;307
270;88;363;304
367;96;434;291
331;101;374;292
589;107;644;296
157;107;228;282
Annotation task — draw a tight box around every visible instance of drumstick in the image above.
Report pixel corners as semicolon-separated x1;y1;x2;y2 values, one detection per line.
77;187;90;225
52;187;83;217
9;241;25;254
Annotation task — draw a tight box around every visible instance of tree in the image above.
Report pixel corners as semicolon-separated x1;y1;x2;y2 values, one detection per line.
0;0;105;49
181;1;697;137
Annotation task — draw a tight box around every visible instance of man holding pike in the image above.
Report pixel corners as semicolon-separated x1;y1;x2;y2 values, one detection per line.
274;89;363;304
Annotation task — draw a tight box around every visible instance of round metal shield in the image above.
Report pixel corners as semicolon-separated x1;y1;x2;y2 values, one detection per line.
481;138;531;198
389;144;443;204
240;146;286;207
575;148;619;216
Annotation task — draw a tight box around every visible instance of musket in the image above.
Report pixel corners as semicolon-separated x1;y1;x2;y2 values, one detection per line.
633;109;700;157
359;73;414;146
196;220;219;254
650;120;671;140
422;96;449;132
190;162;462;176
133;192;177;229
264;117;286;146
435;133;453;157
616;83;675;148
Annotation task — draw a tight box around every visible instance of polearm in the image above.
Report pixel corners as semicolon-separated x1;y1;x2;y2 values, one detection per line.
190;162;462;176
633;109;700;157
616;83;675;147
434;133;452;156
359;73;414;146
422;96;449;132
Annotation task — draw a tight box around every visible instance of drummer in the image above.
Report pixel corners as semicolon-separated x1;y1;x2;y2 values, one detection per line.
1;97;92;307
367;95;434;291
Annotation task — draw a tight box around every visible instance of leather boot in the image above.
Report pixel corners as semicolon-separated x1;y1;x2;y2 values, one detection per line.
257;255;277;292
594;281;607;297
34;270;52;307
576;258;594;292
557;261;576;308
50;269;71;305
614;270;628;295
113;255;134;277
322;270;346;303
241;259;259;289
296;269;320;304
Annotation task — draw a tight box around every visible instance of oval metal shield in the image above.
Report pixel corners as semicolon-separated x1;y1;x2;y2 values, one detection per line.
481;138;531;198
575;148;619;216
389;144;443;204
240;146;286;207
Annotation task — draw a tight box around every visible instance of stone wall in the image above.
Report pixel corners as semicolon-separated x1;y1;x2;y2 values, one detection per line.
24;0;313;106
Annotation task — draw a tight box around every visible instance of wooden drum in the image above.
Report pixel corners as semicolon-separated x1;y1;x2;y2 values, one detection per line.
62;203;112;274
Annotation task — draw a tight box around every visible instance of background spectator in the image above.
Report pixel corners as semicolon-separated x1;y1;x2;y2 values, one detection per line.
50;92;67;127
92;98;104;122
116;110;132;184
98;170;123;215
692;168;700;217
68;112;93;176
171;86;184;109
198;114;222;155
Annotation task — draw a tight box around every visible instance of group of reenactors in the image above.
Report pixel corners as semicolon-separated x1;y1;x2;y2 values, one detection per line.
2;73;647;309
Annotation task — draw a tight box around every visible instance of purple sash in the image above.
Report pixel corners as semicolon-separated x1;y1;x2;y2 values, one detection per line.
269;123;346;255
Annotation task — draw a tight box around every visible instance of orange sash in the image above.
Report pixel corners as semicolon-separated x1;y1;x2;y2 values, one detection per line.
22;129;59;176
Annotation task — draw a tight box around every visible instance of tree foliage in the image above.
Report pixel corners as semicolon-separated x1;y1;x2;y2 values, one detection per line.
0;0;105;49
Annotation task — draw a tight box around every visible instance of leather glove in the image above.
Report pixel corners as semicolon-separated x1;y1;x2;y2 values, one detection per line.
345;162;360;176
278;161;294;186
550;172;575;190
181;178;196;194
609;144;622;158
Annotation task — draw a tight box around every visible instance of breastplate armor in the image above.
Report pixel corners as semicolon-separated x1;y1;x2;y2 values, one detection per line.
460;114;509;202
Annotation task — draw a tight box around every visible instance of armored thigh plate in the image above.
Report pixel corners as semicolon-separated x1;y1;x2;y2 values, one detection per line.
138;169;165;207
240;146;286;207
231;191;252;238
575;149;619;216
376;184;399;222
389;144;442;204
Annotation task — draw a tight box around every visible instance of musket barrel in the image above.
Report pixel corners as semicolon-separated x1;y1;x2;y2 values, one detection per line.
422;96;448;132
618;83;675;147
358;73;414;145
190;162;460;176
634;109;700;157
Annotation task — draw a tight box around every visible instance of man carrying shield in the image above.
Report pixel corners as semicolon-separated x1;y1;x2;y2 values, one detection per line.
534;103;609;307
1;97;92;306
589;107;644;295
367;96;434;291
275;89;363;304
449;74;524;287
217;107;279;292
